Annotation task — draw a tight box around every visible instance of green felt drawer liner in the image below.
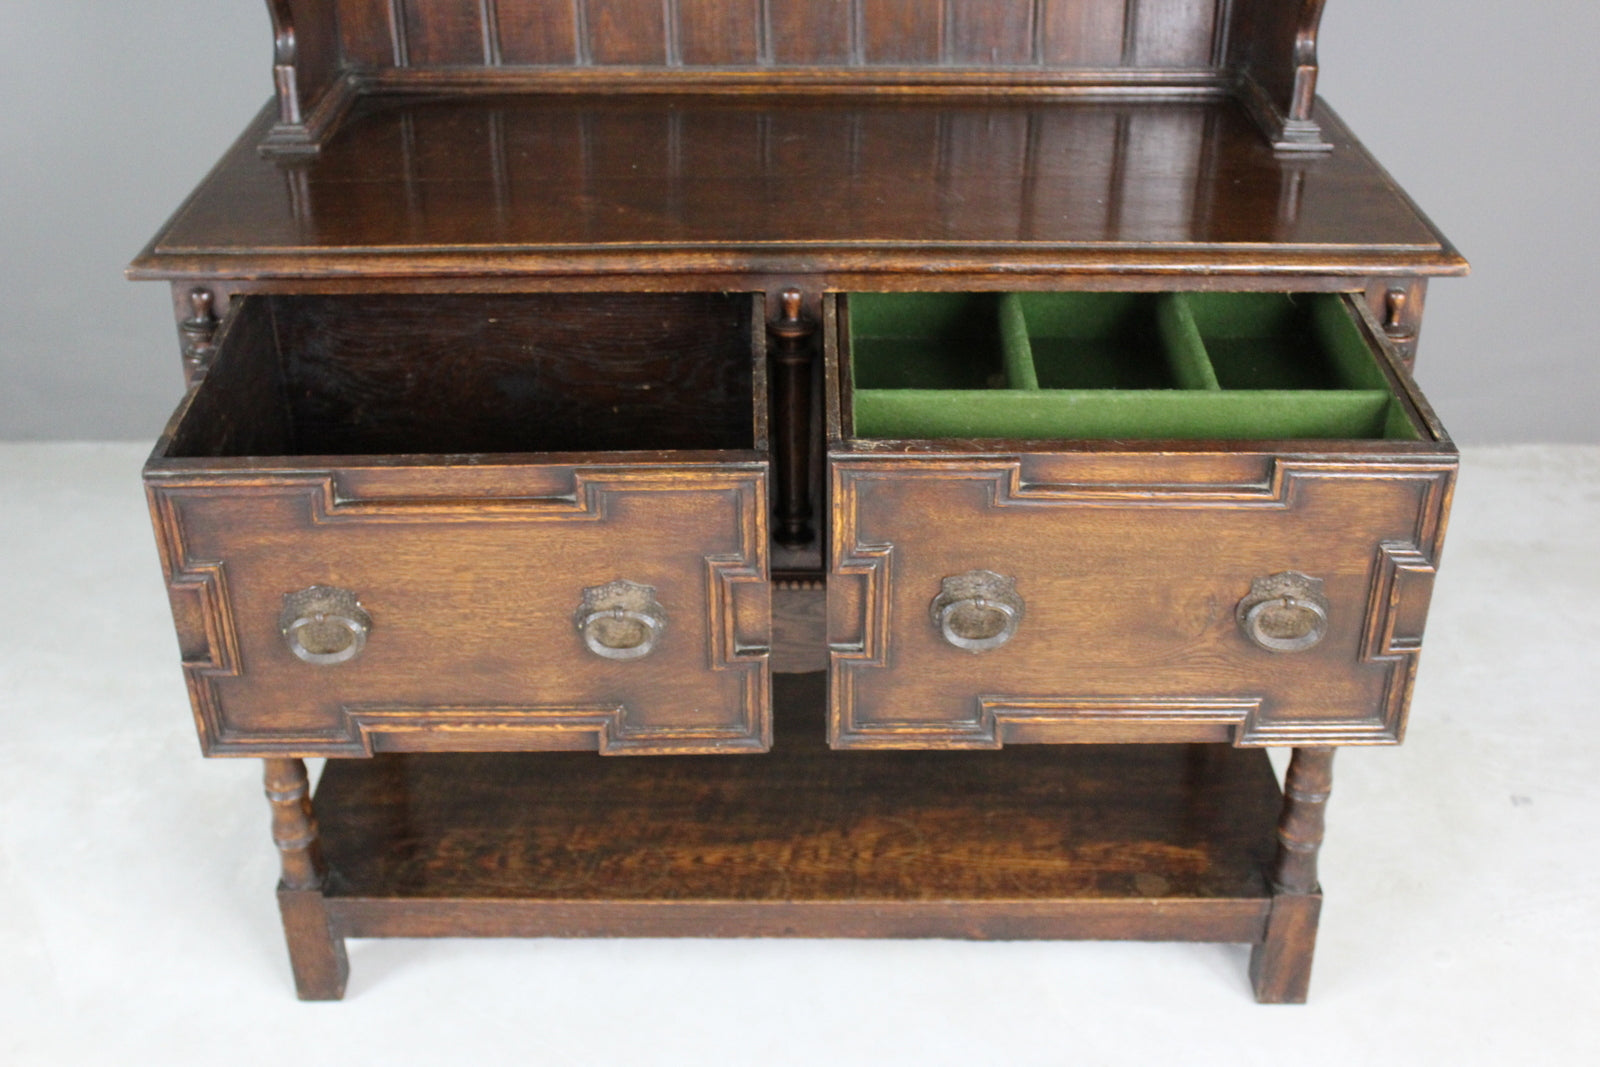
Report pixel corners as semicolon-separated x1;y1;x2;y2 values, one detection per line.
852;389;1398;441
1008;292;1218;391
1184;292;1391;391
850;292;1006;390
847;292;1417;441
998;293;1038;390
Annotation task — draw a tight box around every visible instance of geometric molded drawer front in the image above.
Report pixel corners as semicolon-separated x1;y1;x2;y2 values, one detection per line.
148;463;770;756
828;452;1453;749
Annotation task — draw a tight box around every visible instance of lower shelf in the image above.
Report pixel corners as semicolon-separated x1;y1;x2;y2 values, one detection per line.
313;673;1283;945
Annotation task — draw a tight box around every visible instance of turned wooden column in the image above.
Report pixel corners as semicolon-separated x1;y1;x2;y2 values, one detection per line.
263;758;348;1000
1270;747;1335;893
265;757;325;889
767;288;816;549
1250;747;1335;1003
178;287;219;383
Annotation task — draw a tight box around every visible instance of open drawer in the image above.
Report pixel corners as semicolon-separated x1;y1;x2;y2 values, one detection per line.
848;292;1418;441
146;293;771;757
828;291;1456;749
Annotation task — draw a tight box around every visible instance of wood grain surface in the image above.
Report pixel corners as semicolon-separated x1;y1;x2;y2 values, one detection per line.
147;462;772;756
313;673;1281;913
826;292;1455;749
132;95;1462;284
829;454;1452;748
165;293;758;456
325;0;1227;71
134;0;1465;1004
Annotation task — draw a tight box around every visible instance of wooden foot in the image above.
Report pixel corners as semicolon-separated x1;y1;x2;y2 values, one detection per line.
264;758;348;1000
278;886;349;1001
1250;891;1321;1003
1250;747;1335;1003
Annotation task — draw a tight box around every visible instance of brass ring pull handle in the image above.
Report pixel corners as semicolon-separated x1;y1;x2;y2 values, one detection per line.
280;586;372;666
575;579;667;661
1236;572;1330;653
930;570;1025;653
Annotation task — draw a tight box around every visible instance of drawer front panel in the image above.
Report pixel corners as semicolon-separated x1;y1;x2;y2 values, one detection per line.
828;454;1453;748
149;464;770;756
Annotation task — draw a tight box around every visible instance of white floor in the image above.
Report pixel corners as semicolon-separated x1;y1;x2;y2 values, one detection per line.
2;443;1596;1066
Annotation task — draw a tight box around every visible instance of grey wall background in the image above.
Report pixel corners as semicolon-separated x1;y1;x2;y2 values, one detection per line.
3;2;1595;443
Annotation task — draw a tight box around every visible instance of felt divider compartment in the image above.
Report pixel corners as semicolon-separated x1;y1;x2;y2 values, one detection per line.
848;293;1010;391
847;292;1416;442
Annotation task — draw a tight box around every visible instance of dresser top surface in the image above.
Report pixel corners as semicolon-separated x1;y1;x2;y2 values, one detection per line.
132;93;1464;284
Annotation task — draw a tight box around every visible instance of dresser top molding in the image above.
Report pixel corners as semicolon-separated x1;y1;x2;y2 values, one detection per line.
130;92;1464;287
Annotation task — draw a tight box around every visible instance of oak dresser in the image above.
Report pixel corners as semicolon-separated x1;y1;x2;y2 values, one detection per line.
133;0;1464;1002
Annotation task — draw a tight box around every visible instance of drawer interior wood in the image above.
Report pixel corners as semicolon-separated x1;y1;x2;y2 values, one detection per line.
847;292;1416;442
168;293;760;458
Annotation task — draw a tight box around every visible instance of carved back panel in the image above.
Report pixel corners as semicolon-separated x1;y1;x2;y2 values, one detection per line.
331;0;1229;71
265;0;1330;153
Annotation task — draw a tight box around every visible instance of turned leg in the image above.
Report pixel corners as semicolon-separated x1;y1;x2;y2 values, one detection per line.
1250;746;1335;1004
264;758;348;1000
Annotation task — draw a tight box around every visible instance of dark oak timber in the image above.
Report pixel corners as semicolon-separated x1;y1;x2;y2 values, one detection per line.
264;758;349;1000
1269;747;1337;895
1249;747;1336;1003
768;289;817;549
134;0;1463;1003
258;0;1336;154
177;288;219;380
131;96;1462;286
313;674;1281;946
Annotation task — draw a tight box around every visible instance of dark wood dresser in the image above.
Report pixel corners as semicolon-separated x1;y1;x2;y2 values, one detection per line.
133;0;1464;1002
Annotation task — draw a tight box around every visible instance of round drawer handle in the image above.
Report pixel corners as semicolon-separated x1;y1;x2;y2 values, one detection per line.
280;586;371;666
575;579;667;661
930;570;1025;653
1236;572;1330;653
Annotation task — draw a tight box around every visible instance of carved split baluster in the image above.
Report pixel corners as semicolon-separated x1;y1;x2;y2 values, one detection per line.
1250;747;1335;1003
1384;287;1413;339
768;289;816;549
179;288;219;380
1366;278;1428;366
1384;285;1421;362
263;758;348;999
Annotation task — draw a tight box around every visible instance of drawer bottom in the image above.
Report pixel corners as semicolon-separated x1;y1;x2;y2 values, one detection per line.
273;675;1322;1002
